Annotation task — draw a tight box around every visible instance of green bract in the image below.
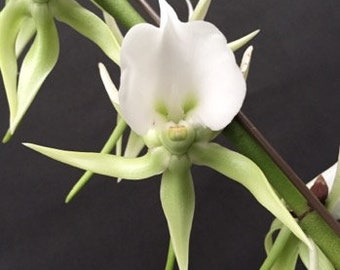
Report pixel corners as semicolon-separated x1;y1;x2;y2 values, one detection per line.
0;0;120;141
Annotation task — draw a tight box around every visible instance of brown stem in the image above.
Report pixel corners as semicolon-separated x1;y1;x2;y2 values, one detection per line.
134;0;160;25
236;112;340;235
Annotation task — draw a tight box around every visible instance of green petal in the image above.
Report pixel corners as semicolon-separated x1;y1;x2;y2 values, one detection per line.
261;225;298;270
12;3;59;133
228;29;260;52
160;156;194;270
102;10;123;45
15;17;36;57
23;143;170;180
264;219;284;253
0;0;29;126
65;119;127;203
189;143;311;247
266;232;300;270
51;0;120;65
124;130;145;158
117;129;145;183
190;0;211;21
299;241;335;270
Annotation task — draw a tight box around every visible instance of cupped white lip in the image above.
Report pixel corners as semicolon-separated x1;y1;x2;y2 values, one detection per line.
118;0;246;136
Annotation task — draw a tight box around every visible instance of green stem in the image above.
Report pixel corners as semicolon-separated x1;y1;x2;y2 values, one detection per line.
92;0;145;29
260;226;292;270
224;116;340;269
65;119;127;203
165;239;176;270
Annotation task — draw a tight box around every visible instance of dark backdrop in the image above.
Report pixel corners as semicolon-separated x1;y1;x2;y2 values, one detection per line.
0;0;339;269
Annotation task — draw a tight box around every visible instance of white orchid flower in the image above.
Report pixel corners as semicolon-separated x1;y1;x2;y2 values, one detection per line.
24;1;311;269
119;0;246;136
264;149;340;270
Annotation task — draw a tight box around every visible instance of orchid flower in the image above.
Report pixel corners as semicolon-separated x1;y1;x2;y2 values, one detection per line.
0;0;120;142
264;149;340;270
24;1;312;269
63;0;260;200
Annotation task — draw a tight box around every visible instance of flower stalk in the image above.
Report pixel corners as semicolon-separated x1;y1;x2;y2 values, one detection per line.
92;0;144;29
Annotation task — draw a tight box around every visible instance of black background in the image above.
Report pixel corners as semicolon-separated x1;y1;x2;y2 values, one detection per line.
0;0;339;269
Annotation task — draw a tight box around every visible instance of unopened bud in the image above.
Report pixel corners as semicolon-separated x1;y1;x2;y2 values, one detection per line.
310;175;329;205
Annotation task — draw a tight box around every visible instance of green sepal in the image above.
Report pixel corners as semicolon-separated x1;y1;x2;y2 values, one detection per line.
160;155;194;270
189;142;311;247
65;120;127;203
264;218;284;253
11;3;59;134
299;241;335;270
265;229;300;270
23;143;170;180
262;223;299;270
15;17;36;57
0;0;29;127
124;130;145;158
190;0;211;21
228;29;260;52
50;0;120;65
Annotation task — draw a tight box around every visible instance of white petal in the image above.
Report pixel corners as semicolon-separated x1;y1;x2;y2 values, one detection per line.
119;0;246;135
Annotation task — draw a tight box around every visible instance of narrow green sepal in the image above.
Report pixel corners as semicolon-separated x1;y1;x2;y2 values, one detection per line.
160;156;194;270
190;0;211;21
23;143;170;180
261;225;298;270
299;240;335;270
123;130;145;158
65;120;127;203
15;17;36;57
228;29;260;52
11;3;59;134
189;142;311;248
0;0;30;126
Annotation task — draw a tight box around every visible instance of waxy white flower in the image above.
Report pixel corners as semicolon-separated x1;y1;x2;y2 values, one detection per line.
119;0;246;136
24;1;312;269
